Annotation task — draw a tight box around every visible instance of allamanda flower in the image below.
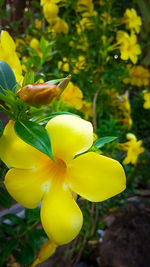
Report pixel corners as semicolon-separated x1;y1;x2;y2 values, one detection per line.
0;115;126;245
113;31;141;64
120;133;145;165
61;82;83;109
124;65;149;87
121;8;142;34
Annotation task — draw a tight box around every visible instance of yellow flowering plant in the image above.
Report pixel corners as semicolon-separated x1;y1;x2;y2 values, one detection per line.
0;0;149;265
0;59;126;265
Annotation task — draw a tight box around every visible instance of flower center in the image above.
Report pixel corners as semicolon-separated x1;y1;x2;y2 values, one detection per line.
45;157;67;182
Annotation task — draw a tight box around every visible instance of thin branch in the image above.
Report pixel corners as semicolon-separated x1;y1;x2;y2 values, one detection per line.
92;87;101;131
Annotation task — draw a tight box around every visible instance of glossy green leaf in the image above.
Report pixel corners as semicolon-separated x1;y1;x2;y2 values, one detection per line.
46;77;67;85
14;120;54;161
94;136;117;148
31;112;79;124
0;60;16;93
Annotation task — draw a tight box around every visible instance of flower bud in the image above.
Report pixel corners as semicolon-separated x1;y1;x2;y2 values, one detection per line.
31;240;57;267
17;83;61;107
58;74;71;91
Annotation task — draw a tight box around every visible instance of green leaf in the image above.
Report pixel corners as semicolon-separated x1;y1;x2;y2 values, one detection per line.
31;112;79;124
23;71;35;86
0;119;4;137
2;214;25;226
14;120;54;161
13;242;34;265
46;77;67;85
0;239;17;265
94;136;117;148
0;60;16;93
0;187;12;208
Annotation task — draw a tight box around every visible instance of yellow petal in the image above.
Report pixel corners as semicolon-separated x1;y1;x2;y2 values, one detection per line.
31;240;57;267
1;30;16;53
4;168;46;208
46;115;93;163
41;183;83;245
67;152;126;202
0;120;46;169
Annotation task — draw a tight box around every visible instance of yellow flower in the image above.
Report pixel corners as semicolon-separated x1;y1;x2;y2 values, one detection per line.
120;133;144;165
41;0;62;5
0;31;22;82
30;38;42;57
143;90;150;109
121;8;142;34
80;100;93;119
0;115;126;245
106;91;132;129
116;31;141;64
43;2;59;24
124;65;149;87
101;12;111;25
77;0;94;13
61;82;83;109
58;57;69;72
53;17;69;34
73;56;86;74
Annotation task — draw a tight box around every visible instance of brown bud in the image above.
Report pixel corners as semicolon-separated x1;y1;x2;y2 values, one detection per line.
17;84;61;107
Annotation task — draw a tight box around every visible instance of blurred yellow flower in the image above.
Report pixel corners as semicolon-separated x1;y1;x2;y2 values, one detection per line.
106;90;132;129
0;30;22;82
118;95;132;129
101;12;111;25
80;100;93;119
58;57;69;72
124;65;149;87
61;82;83;109
121;8;142;34
30;38;42;57
143;90;150;109
77;0;94;13
115;31;141;64
73;56;86;74
43;2;59;24
0;116;126;245
53;17;69;34
41;0;62;4
120;133;144;165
